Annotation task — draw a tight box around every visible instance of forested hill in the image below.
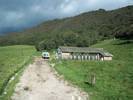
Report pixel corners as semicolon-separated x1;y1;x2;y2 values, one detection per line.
0;5;133;50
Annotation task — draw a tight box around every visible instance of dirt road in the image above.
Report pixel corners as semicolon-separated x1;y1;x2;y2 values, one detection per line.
11;58;88;100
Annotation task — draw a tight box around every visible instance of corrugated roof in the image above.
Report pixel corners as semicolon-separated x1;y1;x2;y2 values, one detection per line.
59;46;113;57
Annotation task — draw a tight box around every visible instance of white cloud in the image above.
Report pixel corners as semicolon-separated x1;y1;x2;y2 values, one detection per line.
59;0;133;16
60;1;77;14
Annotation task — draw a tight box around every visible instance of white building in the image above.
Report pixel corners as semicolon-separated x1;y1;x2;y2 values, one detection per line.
57;46;113;61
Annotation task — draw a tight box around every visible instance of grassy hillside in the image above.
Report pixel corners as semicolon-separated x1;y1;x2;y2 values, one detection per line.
0;45;35;100
0;6;133;49
53;39;133;100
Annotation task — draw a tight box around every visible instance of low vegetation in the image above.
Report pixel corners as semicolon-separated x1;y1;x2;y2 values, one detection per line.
0;45;35;100
52;39;133;100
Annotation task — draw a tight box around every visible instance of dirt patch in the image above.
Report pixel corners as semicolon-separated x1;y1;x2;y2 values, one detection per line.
11;58;89;100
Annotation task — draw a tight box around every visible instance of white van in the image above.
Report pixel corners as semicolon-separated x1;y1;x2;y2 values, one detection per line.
42;52;50;59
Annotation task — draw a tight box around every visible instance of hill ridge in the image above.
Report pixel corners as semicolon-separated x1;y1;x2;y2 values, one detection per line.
0;5;133;50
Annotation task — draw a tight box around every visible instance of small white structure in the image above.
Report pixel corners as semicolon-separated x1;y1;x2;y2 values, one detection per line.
42;52;50;59
57;46;113;61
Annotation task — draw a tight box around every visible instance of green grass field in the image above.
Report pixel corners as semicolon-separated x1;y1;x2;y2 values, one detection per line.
0;45;35;100
53;39;133;100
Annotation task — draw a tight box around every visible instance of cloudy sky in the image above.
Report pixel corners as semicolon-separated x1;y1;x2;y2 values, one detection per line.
0;0;133;34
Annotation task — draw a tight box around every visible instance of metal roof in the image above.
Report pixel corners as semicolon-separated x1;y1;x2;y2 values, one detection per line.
58;46;113;57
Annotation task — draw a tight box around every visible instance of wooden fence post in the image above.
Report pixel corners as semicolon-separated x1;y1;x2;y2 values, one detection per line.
90;74;96;86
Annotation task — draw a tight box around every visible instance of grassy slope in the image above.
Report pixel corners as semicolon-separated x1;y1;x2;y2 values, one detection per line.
54;39;133;100
0;45;35;100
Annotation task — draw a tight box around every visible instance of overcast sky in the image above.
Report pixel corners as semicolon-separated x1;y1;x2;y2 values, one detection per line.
0;0;133;34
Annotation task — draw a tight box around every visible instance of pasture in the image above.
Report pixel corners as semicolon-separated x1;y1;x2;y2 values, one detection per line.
0;45;35;99
53;39;133;100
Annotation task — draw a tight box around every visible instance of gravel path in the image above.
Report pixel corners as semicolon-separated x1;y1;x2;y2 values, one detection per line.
11;58;88;100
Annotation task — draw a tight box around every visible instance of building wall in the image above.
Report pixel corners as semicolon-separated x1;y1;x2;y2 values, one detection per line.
103;57;112;60
59;52;112;61
62;53;101;60
62;53;71;59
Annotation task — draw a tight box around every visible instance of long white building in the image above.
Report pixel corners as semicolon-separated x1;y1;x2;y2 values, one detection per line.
57;46;113;61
